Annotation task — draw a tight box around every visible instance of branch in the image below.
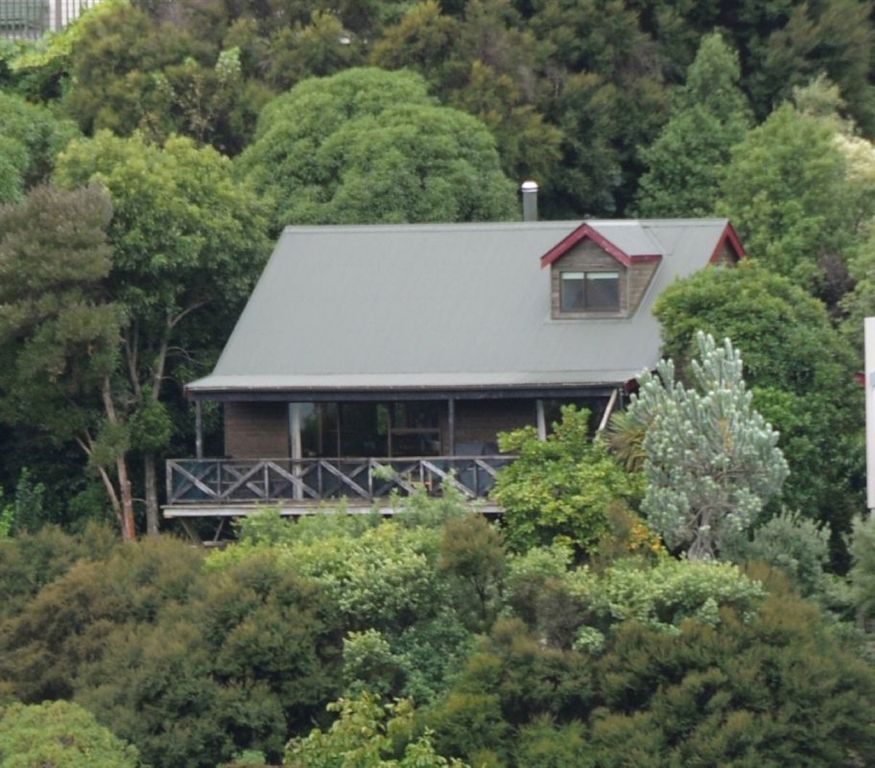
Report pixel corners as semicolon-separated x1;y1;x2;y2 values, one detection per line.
168;300;208;331
125;322;142;398
74;434;93;458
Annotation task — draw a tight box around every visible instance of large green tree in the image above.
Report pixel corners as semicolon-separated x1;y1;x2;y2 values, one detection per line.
0;91;78;204
60;0;271;154
0;185;135;537
653;264;862;566
237;67;516;228
54;131;270;535
493;407;640;555
635;32;751;217
717;100;851;294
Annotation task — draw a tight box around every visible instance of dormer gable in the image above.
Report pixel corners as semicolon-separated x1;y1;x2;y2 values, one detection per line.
708;222;745;265
540;222;663;320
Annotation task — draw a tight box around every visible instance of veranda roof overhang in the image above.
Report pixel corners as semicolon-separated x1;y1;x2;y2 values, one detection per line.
185;371;634;402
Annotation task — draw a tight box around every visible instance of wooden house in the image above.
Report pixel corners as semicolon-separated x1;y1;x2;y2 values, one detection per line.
165;217;743;523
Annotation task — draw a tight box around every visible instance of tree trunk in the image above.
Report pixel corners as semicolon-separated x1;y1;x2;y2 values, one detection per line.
101;375;137;541
144;453;160;536
117;454;137;541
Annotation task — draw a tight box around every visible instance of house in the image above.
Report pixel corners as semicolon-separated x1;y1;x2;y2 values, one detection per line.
164;214;743;524
0;0;99;39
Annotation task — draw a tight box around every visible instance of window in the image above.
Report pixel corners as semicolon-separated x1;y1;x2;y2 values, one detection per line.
390;402;441;457
560;271;620;312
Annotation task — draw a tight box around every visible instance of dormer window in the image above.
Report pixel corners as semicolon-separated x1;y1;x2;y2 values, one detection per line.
542;222;667;320
560;271;620;312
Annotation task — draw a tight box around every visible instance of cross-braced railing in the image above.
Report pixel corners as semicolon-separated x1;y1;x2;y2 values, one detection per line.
166;456;515;505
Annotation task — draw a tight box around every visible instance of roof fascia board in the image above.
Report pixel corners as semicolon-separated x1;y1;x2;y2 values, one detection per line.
539;223;661;269
188;385;621;402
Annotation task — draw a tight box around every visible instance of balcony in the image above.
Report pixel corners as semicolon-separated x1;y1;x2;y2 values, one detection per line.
164;455;515;520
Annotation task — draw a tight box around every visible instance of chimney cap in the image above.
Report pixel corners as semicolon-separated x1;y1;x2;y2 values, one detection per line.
520;180;539;192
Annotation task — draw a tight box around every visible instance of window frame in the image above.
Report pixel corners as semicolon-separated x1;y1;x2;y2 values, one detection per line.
559;269;621;314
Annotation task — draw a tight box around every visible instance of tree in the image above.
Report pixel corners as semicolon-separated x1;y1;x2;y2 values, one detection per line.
525;0;669;216
628;332;788;560
722;510;831;597
286;694;470;767
493;407;641;555
237;67;516;229
0;700;140;768
58;0;273;155
370;1;461;88
717;100;851;293
373;2;563;186
591;589;875;766
0;92;78;204
54;131;270;535
635;33;751;217
267;10;363;90
0;184;135;538
653;264;862;565
752;0;875;135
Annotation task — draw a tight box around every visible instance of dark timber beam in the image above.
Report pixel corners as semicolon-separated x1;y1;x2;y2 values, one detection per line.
448;398;456;456
189;386;620;403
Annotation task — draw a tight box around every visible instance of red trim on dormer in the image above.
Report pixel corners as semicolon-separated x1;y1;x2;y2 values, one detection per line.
710;222;746;264
539;223;661;269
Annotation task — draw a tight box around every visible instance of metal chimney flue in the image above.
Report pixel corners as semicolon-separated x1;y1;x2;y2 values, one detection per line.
521;180;539;222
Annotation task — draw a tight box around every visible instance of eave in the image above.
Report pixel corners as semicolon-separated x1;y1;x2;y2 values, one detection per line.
539;222;662;269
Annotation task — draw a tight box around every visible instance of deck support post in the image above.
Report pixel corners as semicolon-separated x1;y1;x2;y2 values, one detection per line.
289;403;303;501
536;399;546;440
448;398;456;456
597;388;620;434
195;400;203;459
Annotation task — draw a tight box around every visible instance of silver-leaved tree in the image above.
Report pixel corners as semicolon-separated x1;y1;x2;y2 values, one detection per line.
628;331;789;560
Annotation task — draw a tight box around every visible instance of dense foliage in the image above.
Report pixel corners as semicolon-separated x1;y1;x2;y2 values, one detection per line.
653;264;862;564
2;0;875;764
0;501;872;767
0;700;140;767
237;67;516;228
493;407;641;554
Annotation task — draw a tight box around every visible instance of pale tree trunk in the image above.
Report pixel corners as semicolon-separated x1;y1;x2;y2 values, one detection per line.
144;453;159;536
116;453;136;541
102;376;137;541
75;433;135;542
138;307;202;537
141;330;169;536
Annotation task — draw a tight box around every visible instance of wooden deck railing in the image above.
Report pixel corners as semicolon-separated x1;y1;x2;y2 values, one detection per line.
166;456;515;505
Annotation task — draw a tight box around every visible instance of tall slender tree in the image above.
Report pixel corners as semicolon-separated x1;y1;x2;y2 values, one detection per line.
0;185;135;538
635;33;751;217
55;132;270;535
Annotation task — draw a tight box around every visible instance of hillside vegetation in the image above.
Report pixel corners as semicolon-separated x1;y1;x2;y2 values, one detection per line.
2;1;875;765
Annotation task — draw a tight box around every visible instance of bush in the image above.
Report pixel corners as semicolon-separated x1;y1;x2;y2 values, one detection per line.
723;510;830;596
0;700;139;767
594;593;875;765
493;407;642;555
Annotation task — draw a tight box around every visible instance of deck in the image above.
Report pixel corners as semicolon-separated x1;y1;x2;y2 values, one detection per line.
164;455;513;519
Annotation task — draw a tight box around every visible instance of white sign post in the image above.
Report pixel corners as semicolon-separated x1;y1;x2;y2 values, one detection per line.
867;318;875;510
